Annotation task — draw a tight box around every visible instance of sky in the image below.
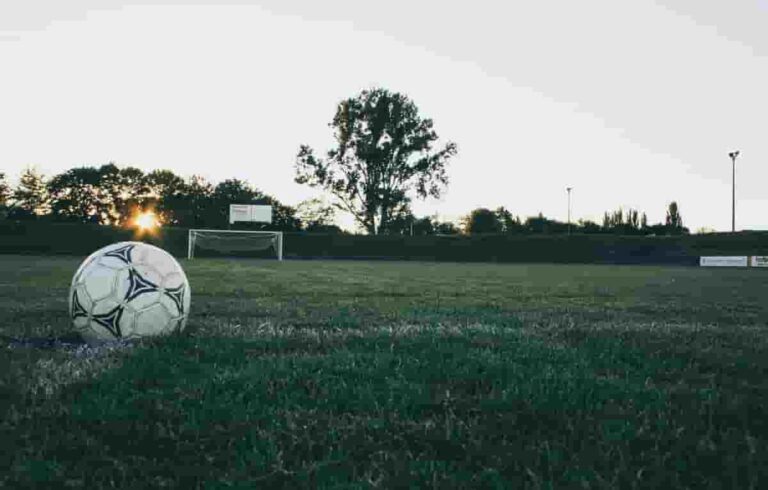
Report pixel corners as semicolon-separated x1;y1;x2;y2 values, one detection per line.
1;0;766;232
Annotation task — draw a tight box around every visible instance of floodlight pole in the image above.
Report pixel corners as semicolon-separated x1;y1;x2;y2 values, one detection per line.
566;187;573;235
729;151;739;233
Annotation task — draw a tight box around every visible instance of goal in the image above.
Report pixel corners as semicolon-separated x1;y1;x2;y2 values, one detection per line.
187;229;283;260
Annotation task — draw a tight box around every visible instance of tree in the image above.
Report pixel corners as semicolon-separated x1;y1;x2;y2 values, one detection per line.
602;212;611;230
600;207;646;235
627;209;639;230
665;201;683;232
144;169;187;225
495;207;522;234
380;208;437;236
295;87;458;234
0;173;9;204
0;173;10;202
0;173;10;219
295;198;340;232
97;163;148;225
644;223;669;236
411;216;435;235
377;201;418;235
525;213;550;234
213;178;258;205
434;221;460;235
522;213;569;234
578;219;602;234
211;178;259;227
609;209;624;232
208;179;301;231
164;175;216;227
145;169;186;199
47;166;102;223
463;208;502;234
11;167;49;219
46;163;152;225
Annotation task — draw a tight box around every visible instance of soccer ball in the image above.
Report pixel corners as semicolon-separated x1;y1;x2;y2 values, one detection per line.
69;241;191;344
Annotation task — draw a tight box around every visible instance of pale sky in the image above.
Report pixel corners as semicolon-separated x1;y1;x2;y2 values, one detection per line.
1;0;766;232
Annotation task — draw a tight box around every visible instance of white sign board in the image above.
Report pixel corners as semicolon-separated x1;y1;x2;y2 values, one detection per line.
750;256;768;267
699;256;748;267
229;204;272;224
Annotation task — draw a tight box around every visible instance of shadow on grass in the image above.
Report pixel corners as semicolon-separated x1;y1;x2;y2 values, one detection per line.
1;332;87;349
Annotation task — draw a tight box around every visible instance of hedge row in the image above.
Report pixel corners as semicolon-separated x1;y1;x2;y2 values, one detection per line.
2;221;767;265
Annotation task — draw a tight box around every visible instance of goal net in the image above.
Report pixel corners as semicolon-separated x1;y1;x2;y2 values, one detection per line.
187;229;283;260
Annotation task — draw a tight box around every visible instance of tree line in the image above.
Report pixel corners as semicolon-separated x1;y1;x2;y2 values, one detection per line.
457;203;687;236
0;165;687;235
0;86;688;236
0;165;337;232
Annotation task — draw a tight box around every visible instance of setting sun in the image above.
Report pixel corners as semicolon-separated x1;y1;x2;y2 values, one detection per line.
134;211;160;231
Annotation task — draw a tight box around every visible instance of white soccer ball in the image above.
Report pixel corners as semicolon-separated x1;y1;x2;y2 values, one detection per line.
69;241;191;344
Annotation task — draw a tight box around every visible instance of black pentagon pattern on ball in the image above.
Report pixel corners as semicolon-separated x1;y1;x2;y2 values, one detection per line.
125;267;160;302
164;283;186;315
92;304;124;338
104;244;135;265
71;289;88;319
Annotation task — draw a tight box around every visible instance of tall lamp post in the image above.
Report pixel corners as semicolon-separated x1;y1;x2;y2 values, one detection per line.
566;187;573;235
729;151;739;232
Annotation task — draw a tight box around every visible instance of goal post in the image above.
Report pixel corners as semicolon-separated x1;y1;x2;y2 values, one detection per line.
187;229;283;261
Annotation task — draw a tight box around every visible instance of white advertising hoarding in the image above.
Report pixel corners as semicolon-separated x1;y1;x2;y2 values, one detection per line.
699;256;749;267
229;204;272;224
750;256;768;267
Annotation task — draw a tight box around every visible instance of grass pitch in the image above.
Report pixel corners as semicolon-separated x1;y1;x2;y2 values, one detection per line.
1;255;767;488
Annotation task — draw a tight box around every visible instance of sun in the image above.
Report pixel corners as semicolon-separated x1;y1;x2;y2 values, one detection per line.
134;211;160;232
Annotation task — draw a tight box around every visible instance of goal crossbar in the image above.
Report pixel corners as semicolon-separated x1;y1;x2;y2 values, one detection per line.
187;229;283;260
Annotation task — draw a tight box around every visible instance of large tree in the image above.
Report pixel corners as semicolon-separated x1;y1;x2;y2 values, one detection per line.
295;88;457;234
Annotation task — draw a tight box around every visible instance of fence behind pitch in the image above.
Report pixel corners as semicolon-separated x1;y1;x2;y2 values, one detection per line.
2;221;767;265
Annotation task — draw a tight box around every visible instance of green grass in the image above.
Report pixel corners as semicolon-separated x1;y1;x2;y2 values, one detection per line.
1;255;767;488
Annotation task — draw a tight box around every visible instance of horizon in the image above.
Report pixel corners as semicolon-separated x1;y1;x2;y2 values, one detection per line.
0;161;715;232
1;1;766;232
